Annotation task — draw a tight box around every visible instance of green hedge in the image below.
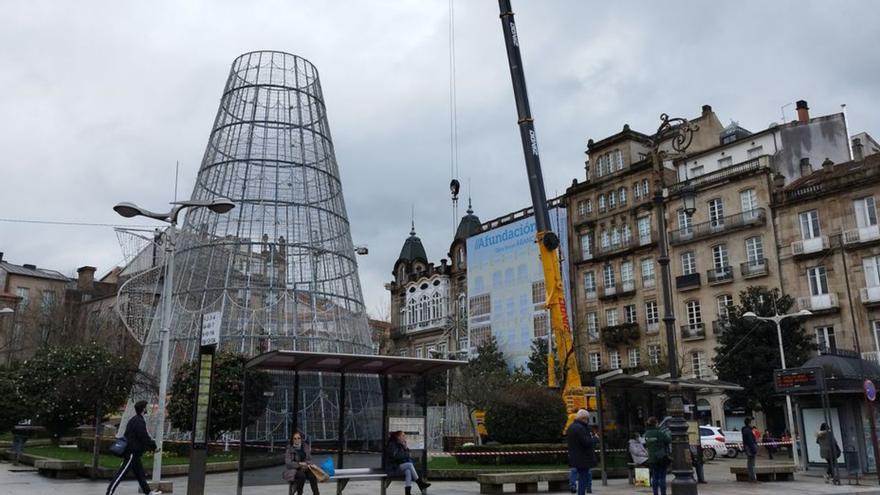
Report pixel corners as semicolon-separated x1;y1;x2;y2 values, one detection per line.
484;382;567;444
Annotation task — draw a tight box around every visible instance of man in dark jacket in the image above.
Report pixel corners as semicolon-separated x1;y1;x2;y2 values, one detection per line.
741;417;758;483
106;400;161;495
566;409;597;495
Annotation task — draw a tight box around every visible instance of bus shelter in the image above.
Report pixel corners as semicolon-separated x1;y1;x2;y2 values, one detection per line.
237;351;463;493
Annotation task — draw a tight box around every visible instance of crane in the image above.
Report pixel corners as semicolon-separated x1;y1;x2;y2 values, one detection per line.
495;0;592;421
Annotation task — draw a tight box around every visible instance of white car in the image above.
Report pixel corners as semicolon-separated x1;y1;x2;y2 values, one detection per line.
721;429;743;458
698;426;727;461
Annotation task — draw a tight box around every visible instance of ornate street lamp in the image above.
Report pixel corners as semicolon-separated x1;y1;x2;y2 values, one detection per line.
680;182;697;217
649;113;699;495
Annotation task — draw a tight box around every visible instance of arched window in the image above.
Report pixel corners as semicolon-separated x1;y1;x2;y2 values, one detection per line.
457;246;466;268
398;265;406;281
598;194;606;210
418;295;428;324
432;292;442;321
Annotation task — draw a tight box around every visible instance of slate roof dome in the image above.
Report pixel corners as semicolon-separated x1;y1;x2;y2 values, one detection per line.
454;203;481;241
398;225;427;264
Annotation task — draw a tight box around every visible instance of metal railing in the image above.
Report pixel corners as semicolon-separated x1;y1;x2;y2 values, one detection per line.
681;323;706;341
741;259;768;278
668;155;769;195
707;266;734;284
676;273;701;290
669;208;766;245
844;225;880;245
860;287;880;305
797;293;839;312
643;276;656;289
646;321;660;334
791;236;830;256
862;351;880;364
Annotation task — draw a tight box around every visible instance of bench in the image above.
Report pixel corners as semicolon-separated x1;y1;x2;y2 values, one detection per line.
331;467;406;495
34;459;83;479
730;465;796;482
477;471;570;494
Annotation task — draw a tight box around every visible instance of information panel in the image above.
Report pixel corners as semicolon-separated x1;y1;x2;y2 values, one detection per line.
774;367;824;393
192;351;214;447
388;417;426;450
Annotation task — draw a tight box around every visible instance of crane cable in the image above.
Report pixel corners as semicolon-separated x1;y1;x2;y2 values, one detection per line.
449;0;461;236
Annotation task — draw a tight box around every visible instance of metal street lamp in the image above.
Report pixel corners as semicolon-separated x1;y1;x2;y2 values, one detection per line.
113;198;234;484
650;113;699;495
742;308;812;469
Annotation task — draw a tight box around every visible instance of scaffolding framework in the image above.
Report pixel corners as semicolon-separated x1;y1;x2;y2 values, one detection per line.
131;51;376;443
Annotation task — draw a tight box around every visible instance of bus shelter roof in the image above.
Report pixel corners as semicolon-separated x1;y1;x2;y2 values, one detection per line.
245;350;464;376
598;371;744;394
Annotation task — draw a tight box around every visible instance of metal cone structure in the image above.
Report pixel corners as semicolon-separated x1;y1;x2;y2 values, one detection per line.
132;51;378;444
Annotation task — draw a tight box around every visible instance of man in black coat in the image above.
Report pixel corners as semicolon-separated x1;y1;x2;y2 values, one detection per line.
741;417;758;483
106;400;161;495
567;409;597;495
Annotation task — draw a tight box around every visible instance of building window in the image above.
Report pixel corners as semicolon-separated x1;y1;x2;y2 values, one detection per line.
747;146;764;158
624;304;637;324
808;266;829;296
708;198;724;228
603;264;616;288
740;188;758;216
865;256;880;288
372;342;380;354
622;224;632;243
533;313;549;338
457;246;466;268
645;301;659;325
649;344;661;365
415;347;424;358
608;190;617;209
745;237;764;265
621;261;634;285
532;280;546;305
586;199;592;214
633;182;641;200
642;179;650;198
637;216;651;244
399;349;409;357
610;226;621;246
606;308;619;327
628;348;640;368
712;244;729;269
677;208;692;234
872;321;880;354
609;350;621;370
619;187;627;206
686;300;702;326
600;230;610;249
589;352;601;372
681;251;696;275
586;312;599;340
641;258;655;288
584;271;597;299
469;294;491;317
577;200;589;217
15;287;29;306
580;233;592;260
854;196;878;228
598;194;606;211
799;210;821;240
815;326;836;352
716;294;733;320
691;351;707;379
613;150;624;171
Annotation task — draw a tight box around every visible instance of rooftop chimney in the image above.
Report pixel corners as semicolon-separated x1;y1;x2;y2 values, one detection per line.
77;266;96;291
796;100;810;123
822;158;834;171
702;104;712;115
799;158;812;177
853;138;865;161
23;264;36;270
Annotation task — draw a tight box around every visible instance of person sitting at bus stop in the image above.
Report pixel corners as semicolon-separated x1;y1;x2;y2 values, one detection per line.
283;431;319;495
386;431;430;495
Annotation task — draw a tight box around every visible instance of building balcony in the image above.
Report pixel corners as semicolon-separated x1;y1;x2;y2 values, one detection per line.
599;280;636;300
580;251;594;263
707;266;734;285
587;331;600;343
741;259;769;279
642;276;656;289
860;286;880;306
844;225;880;246
681;323;706;341
712;319;730;335
669;155;769;195
797;293;839;313
646;321;660;334
676;273;701;291
791;236;830;257
668;208;766;245
862;351;880;365
585;290;597;302
600;284;616;299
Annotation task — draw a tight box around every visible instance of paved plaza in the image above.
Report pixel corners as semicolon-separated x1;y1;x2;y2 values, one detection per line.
4;457;880;495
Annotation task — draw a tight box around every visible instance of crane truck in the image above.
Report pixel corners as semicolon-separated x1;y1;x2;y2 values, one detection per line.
495;0;595;423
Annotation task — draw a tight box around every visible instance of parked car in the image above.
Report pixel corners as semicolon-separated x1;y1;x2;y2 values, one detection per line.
721;429;743;458
699;426;727;461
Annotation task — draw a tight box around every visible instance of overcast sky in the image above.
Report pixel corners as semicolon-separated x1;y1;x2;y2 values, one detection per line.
1;0;877;317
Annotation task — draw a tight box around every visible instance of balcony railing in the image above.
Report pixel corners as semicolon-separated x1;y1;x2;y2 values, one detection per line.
600;284;617;299
599;281;636;299
861;286;880;305
581;251;594;262
791;236;830;256
741;259;769;278
676;272;701;290
585;290;597;301
797;293;839;312
642;276;656;289
863;351;880;365
646;321;660;334
681;323;706;341
712;319;730;335
668;156;768;195
620;280;636;294
707;266;734;285
669;208;766;245
845;225;880;245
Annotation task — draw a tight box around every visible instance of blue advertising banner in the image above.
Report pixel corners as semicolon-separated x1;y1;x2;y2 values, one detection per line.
466;207;571;368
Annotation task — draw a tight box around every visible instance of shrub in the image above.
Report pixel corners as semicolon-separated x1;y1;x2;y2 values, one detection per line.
483;382;567;444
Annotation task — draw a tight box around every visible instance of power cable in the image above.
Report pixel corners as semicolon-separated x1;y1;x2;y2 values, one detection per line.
0;217;162;229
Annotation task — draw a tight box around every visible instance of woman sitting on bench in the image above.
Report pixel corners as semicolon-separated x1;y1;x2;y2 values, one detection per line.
385;431;430;495
283;431;319;495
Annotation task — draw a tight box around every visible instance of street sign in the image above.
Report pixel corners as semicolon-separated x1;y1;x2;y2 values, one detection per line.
201;311;222;347
774;367;824;393
866;379;877;402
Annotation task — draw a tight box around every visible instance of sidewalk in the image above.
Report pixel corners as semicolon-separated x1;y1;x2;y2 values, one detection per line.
3;457;880;494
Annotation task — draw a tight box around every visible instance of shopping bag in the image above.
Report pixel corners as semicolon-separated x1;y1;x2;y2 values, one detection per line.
309;463;330;482
109;437;128;457
634;467;650;487
320;456;335;477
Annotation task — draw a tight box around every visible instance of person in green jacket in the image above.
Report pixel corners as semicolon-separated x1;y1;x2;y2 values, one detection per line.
644;417;671;495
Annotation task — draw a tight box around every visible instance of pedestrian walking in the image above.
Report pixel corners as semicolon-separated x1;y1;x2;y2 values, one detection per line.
385;431;430;495
566;409;597;495
817;423;840;483
741;417;758;482
644;417;671;495
283;431;319;495
106;400;162;495
762;431;775;460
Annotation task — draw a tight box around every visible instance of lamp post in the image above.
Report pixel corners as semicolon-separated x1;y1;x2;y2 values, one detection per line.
649;113;699;495
114;199;234;484
742;308;812;469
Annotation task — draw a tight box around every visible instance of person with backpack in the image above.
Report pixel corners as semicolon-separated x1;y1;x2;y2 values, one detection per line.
106;400;162;495
644;417;671;495
817;423;841;482
741;417;758;482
